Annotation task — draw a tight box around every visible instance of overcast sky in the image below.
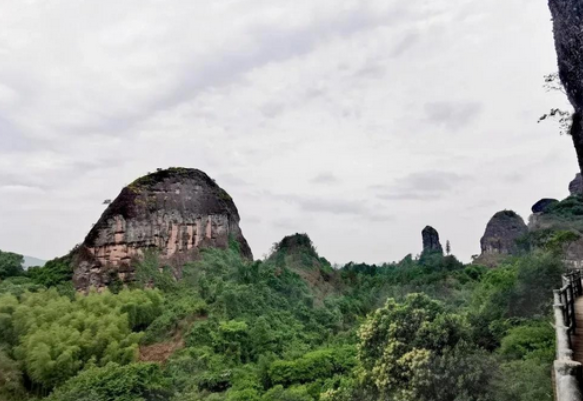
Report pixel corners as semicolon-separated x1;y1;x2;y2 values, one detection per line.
0;0;576;264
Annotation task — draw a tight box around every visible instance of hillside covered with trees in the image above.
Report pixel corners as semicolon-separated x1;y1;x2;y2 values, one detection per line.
0;221;573;401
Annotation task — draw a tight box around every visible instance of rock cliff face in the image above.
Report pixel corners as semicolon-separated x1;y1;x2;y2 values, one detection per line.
549;0;583;112
569;174;583;195
549;0;583;173
475;210;527;266
421;226;443;255
73;168;252;291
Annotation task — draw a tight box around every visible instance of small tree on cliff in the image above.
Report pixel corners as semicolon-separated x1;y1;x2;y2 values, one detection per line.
538;73;572;135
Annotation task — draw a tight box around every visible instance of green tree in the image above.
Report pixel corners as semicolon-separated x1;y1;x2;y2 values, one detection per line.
0;288;162;392
0;349;26;400
0;250;24;280
27;256;72;287
47;362;171;401
355;294;490;401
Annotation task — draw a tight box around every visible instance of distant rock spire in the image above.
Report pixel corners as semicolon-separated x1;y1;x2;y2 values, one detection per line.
422;226;443;255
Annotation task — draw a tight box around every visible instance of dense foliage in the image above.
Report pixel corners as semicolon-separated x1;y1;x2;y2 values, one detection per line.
0;230;563;401
27;256;73;288
0;287;162;396
0;250;24;280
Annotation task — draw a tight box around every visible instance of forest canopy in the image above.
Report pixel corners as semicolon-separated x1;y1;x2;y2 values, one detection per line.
0;233;563;401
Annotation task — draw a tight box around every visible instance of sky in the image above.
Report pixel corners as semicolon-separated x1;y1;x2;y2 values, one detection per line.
0;0;577;264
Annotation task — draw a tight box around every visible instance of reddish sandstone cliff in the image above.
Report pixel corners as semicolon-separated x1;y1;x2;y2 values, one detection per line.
73;168;252;290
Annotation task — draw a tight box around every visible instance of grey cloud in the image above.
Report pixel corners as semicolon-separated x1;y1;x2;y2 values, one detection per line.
354;62;386;79
0;156;121;190
503;172;524;183
260;102;285;119
296;197;367;215
405;171;469;192
0;184;45;194
424;101;483;130
85;7;403;136
216;173;250;188
97;5;413;135
373;171;470;201
244;215;262;224
272;218;298;230
0;3;414;140
0;119;32;152
310;173;340;185
390;32;420;58
364;213;395;222
378;192;442;201
264;191;393;224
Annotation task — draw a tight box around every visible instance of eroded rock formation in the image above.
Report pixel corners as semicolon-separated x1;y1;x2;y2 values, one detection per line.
475;210;527;266
421;226;443;255
570;174;583;195
549;0;583;173
73;168;252;291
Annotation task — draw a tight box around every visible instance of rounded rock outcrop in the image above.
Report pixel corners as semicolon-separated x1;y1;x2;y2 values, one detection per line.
531;198;559;214
475;210;527;266
73;167;252;291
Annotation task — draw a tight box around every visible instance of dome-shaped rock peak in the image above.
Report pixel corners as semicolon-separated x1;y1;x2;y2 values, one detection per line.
73;167;252;291
475;210;527;267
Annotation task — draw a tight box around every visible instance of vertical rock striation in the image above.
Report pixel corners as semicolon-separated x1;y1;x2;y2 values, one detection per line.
73;168;252;291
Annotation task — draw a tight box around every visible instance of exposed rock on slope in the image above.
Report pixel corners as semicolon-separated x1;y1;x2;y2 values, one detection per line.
73;168;252;291
270;233;339;305
527;193;583;268
549;0;583;111
475;210;527;266
273;233;319;259
531;199;559;214
529;198;559;229
421;226;443;255
570;174;583;195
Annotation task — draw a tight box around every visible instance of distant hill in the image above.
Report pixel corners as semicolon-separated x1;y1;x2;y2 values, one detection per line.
22;255;46;269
